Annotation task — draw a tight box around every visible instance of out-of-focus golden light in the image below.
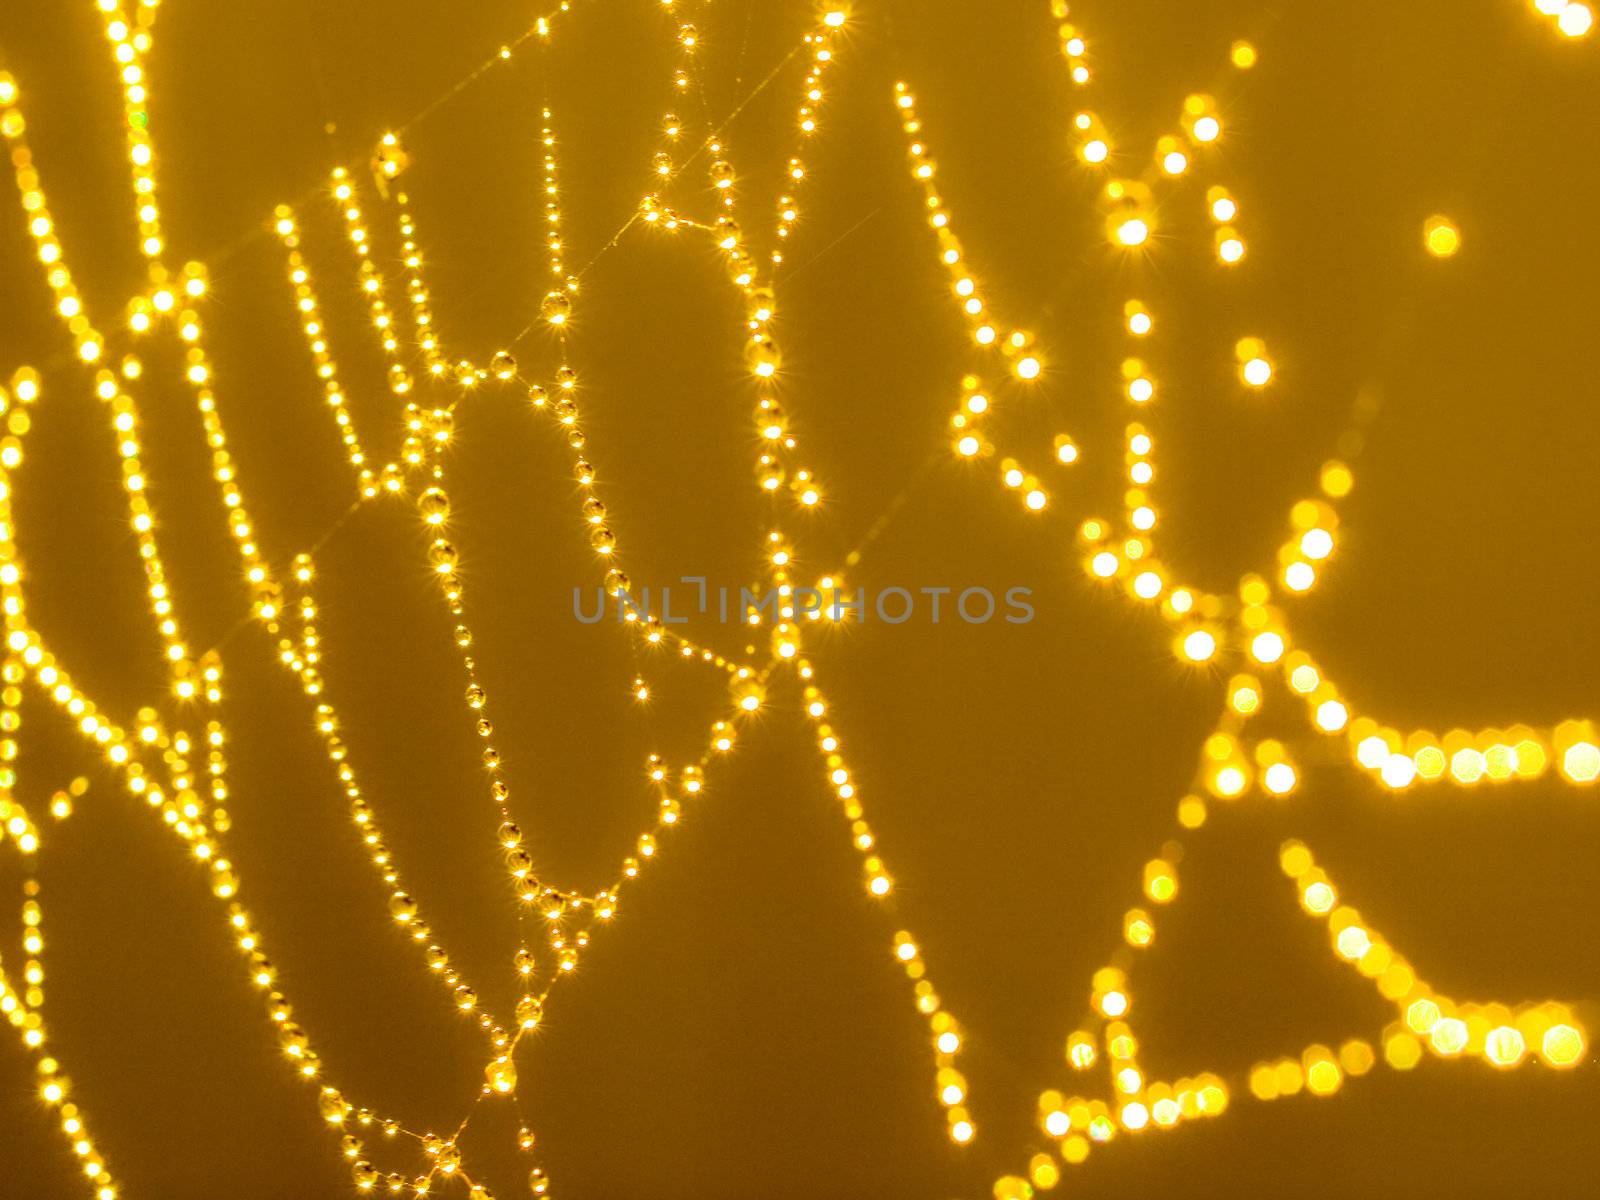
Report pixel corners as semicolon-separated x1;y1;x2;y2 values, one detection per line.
1424;215;1461;257
1558;3;1594;37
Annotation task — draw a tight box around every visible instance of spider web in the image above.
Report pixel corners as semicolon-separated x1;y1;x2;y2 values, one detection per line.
0;1;1595;1197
